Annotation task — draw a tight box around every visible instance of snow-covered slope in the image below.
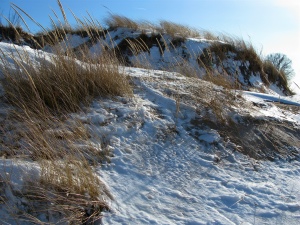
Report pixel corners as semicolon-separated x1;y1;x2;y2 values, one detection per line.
0;39;299;224
81;68;300;224
36;27;292;95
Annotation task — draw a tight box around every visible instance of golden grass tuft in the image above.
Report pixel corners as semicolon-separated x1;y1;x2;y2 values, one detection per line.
1;48;132;116
198;38;270;87
1;158;112;224
104;15;200;39
23;159;112;224
159;20;200;38
105;14;139;30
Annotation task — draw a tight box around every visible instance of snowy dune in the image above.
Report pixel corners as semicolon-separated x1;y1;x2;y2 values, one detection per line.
90;69;300;224
0;39;299;224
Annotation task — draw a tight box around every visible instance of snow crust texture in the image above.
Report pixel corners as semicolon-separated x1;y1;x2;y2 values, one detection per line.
73;68;300;224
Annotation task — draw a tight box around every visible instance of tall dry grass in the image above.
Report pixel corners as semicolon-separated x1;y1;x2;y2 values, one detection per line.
103;14;292;95
197;37;277;88
159;20;200;38
1;3;132;116
1;49;132;116
105;14;139;30
21;158;112;224
0;104;113;222
0;3;295;222
0;157;112;224
0;86;113;222
0;1;133;223
104;15;201;39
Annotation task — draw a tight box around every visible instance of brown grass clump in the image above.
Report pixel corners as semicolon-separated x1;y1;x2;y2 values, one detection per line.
170;60;200;78
105;14;139;30
262;60;292;95
203;73;235;90
198;38;269;87
21;159;112;224
104;15;201;39
263;60;285;84
159;20;200;39
1;48;132;116
0;23;37;46
201;30;220;41
1;158;112;224
0;25;24;42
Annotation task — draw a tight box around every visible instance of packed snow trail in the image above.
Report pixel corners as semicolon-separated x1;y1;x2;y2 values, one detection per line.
70;69;300;224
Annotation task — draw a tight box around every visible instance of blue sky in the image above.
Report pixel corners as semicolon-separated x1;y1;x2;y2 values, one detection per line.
1;0;300;85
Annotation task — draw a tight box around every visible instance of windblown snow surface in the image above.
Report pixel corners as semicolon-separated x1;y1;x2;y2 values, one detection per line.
87;68;300;225
0;41;300;224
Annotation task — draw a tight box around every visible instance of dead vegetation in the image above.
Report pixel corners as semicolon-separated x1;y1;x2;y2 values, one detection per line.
222;118;300;160
143;71;299;161
159;20;200;38
105;14;139;30
0;1;133;223
197;38;292;94
23;159;112;224
1;48;132;115
0;105;113;223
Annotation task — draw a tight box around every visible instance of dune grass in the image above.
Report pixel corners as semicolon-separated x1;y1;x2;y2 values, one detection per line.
104;14;139;30
159;20;200;38
21;158;112;224
1;49;132;116
0;2;133;223
2;10;289;95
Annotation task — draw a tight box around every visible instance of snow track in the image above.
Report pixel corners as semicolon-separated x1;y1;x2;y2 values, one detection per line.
71;70;300;224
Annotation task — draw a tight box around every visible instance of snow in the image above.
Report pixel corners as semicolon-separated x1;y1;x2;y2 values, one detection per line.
0;42;52;78
43;34;89;53
243;91;300;107
241;91;300;125
248;74;264;88
0;39;300;224
74;68;299;224
0;159;40;224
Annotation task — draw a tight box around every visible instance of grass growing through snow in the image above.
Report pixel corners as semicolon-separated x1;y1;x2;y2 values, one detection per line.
1;48;132;115
103;15;290;94
0;3;296;223
22;159;112;224
197;36;292;94
159;20;200;38
105;14;139;30
104;15;200;39
0;107;113;222
0;1;132;223
2;10;290;95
